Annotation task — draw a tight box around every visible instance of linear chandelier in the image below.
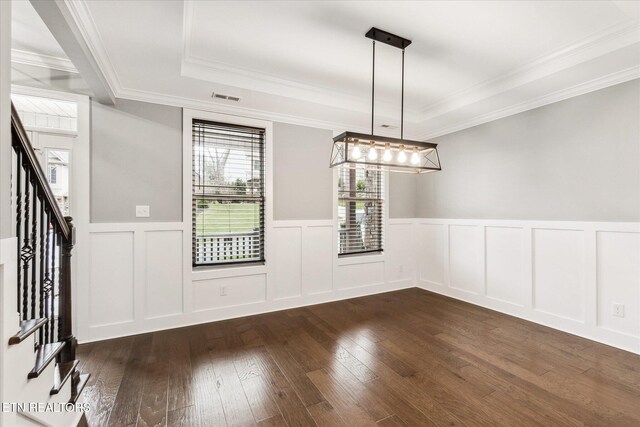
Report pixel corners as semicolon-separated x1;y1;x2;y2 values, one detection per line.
330;28;441;173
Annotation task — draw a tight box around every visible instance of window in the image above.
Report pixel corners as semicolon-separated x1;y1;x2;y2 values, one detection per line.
192;119;265;266
48;165;57;184
338;165;383;255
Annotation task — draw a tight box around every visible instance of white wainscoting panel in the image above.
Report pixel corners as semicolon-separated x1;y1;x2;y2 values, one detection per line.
418;223;445;286
80;219;414;342
596;231;640;337
89;231;135;327
82;217;638;354
145;230;183;319
449;225;483;294
485;226;524;306
386;221;417;283
418;219;640;354
336;261;385;290
272;227;302;300
193;274;267;312
533;228;585;322
303;225;333;295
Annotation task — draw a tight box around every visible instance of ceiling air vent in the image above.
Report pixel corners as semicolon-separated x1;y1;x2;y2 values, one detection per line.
211;92;241;102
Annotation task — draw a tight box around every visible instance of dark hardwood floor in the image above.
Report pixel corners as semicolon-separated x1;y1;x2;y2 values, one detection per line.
76;288;640;426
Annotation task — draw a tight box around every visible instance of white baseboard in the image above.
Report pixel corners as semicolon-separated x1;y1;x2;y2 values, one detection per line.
81;278;414;343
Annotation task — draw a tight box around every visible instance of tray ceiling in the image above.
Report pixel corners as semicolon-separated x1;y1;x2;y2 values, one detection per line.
16;0;640;139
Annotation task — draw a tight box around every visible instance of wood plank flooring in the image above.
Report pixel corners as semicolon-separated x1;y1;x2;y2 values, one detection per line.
76;288;640;426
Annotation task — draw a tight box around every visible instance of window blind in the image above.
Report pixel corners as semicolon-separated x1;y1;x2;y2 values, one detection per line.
338;165;383;255
192;119;265;266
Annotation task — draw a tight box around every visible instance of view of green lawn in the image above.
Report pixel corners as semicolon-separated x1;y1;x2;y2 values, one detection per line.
195;202;260;234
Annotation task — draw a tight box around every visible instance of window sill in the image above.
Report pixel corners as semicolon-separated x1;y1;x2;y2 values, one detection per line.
192;262;266;281
337;251;384;266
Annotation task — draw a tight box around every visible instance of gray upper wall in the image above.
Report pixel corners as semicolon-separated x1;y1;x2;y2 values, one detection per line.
90;80;638;224
388;172;416;218
272;122;333;220
417;79;640;222
272;122;415;219
91;103;415;223
91;99;183;223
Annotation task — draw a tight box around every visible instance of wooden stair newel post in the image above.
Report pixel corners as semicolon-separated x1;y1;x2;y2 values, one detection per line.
59;216;77;363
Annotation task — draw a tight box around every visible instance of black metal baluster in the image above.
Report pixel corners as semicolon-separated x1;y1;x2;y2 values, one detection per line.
22;168;31;320
43;212;51;344
31;185;38;320
50;226;57;343
11;102;78;358
57;233;63;342
15;150;22;312
39;196;45;344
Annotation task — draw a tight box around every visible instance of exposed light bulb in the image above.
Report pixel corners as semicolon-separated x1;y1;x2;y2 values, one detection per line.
368;143;377;160
411;148;420;165
383;144;392;162
352;143;361;160
397;146;407;163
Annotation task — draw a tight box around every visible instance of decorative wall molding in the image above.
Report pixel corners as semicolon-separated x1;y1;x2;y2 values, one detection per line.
416;218;640;355
80;219;416;342
11;49;77;73
79;217;640;357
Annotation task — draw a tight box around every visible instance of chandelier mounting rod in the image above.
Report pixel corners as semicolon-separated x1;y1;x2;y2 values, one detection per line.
365;28;411;139
372;40;375;135
401;48;405;139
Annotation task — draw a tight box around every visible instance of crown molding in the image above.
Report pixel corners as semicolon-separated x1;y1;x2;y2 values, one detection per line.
11;49;77;73
65;0;639;141
180;2;417;120
419;21;640;119
62;0;122;94
116;86;372;135
182;7;639;121
417;65;640;141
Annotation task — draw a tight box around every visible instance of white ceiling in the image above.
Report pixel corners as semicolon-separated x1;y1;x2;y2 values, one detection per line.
11;0;77;72
12;0;640;139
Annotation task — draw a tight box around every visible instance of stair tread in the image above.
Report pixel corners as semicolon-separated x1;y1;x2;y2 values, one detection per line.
50;360;79;395
28;342;66;379
8;318;48;345
69;373;90;404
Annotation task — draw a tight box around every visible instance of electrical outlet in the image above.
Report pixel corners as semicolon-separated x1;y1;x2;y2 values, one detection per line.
135;205;150;217
613;303;625;318
398;265;404;276
220;286;227;297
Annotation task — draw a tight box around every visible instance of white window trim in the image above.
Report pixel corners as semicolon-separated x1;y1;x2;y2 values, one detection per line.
182;109;274;280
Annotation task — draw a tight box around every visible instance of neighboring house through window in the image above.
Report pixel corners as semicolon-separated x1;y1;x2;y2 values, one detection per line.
192;119;265;266
48;165;57;185
338;164;383;255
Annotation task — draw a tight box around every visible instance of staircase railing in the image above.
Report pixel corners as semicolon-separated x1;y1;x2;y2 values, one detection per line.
10;102;76;363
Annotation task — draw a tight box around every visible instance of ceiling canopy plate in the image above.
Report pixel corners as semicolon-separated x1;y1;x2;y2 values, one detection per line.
365;27;411;50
